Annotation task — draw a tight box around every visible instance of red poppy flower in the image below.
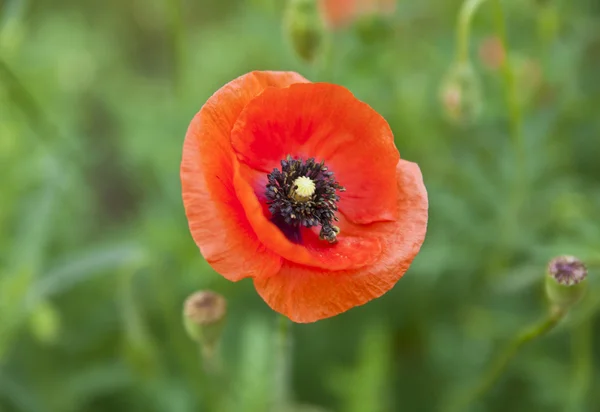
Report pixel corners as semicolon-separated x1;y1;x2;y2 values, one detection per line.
319;0;397;29
181;71;428;323
478;36;505;71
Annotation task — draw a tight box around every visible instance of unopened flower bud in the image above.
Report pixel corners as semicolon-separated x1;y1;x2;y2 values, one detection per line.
545;256;588;310
439;62;482;125
284;0;325;63
183;291;227;348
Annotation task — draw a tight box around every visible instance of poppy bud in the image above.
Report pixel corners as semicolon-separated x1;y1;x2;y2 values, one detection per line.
183;291;227;349
284;0;326;63
545;256;588;310
439;62;482;125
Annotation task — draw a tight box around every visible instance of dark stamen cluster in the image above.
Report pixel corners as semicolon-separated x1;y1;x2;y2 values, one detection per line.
265;155;345;243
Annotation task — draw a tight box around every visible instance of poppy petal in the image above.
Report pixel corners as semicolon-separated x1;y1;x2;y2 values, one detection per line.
181;71;308;281
319;0;359;28
232;161;383;271
230;82;400;225
253;159;428;323
319;0;397;29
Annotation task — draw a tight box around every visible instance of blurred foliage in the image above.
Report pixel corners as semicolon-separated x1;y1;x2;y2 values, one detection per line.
1;0;600;411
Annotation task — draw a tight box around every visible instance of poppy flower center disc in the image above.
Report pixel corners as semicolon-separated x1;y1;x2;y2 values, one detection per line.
265;155;345;244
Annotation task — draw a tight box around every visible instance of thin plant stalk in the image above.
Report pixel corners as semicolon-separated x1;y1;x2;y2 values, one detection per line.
0;57;79;179
486;0;527;276
448;307;565;412
455;0;526;200
455;0;526;213
199;342;226;411
274;315;292;411
200;342;223;376
0;58;56;143
492;0;524;176
456;0;490;64
455;0;526;189
568;320;592;411
166;0;186;98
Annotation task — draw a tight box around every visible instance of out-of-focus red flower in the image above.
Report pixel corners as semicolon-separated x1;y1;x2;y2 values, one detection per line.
181;71;428;323
319;0;396;29
478;36;505;70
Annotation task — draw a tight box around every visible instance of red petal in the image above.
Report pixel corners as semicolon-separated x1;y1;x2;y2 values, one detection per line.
181;71;308;281
319;0;359;28
253;160;428;323
231;82;399;225
319;0;397;29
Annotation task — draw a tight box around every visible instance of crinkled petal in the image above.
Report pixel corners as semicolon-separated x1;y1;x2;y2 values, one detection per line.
253;160;428;322
181;71;308;281
231;82;399;225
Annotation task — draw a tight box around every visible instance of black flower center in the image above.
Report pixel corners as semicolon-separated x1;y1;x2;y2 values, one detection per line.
265;155;345;243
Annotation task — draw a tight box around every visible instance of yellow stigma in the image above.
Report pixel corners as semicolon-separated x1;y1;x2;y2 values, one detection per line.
293;176;315;200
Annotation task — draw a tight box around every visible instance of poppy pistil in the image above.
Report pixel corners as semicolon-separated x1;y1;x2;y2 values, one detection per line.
292;176;316;201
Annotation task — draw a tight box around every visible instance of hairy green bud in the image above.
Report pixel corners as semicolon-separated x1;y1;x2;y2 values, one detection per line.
439;62;482;125
284;0;325;63
183;291;227;348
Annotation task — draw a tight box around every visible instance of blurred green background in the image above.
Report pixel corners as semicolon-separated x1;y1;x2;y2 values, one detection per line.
1;0;600;411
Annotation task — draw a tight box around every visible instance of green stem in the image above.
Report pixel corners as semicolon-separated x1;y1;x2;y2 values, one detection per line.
166;0;185;98
456;0;490;63
0;57;80;180
200;342;222;376
448;307;565;412
567;320;592;411
485;0;527;277
492;0;525;179
199;342;225;411
0;58;56;141
274;315;292;411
